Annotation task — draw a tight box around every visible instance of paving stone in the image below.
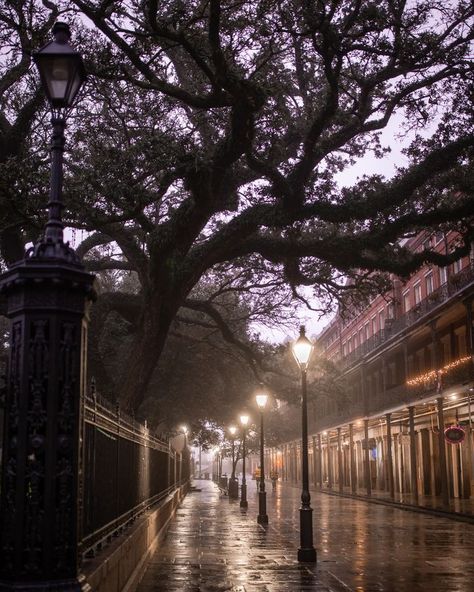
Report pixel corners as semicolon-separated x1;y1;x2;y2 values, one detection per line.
136;479;474;591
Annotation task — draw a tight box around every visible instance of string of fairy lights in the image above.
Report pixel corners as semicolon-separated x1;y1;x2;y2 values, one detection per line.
406;355;472;387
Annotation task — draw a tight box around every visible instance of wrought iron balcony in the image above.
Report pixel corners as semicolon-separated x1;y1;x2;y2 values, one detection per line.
338;264;474;371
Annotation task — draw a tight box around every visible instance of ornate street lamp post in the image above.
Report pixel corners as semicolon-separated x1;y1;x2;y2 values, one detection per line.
256;389;269;524
0;22;94;591
228;425;239;498
292;326;317;563
239;414;250;508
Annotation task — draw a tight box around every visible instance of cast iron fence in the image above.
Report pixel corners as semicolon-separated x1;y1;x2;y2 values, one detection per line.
81;392;190;558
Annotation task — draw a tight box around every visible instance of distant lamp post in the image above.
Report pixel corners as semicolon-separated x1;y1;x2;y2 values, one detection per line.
239;414;250;508
292;326;317;563
180;425;188;449
256;389;269;524
228;425;239;498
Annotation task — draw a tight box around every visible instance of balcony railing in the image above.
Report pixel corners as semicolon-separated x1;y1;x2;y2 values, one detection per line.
338;264;474;371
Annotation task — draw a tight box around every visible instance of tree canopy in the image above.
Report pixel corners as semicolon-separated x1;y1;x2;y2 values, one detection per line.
0;0;473;416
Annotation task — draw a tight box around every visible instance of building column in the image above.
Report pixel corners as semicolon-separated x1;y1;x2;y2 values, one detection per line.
349;423;356;494
437;397;450;506
364;419;372;496
408;406;419;504
337;427;343;493
312;436;318;487
286;444;291;481
386;413;395;499
289;443;295;483
317;434;323;488
327;432;333;490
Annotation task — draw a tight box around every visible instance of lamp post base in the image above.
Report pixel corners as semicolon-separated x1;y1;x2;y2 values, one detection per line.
257;490;268;524
240;483;248;508
297;547;317;563
298;506;316;563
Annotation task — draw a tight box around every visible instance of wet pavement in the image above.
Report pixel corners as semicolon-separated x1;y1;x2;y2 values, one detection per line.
136;478;474;591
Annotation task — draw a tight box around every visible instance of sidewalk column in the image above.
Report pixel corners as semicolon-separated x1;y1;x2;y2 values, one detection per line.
312;436;318;487
364;419;372;496
349;423;356;494
327;432;333;489
337;427;343;493
386;413;395;499
437;397;450;506
408;406;419;504
317;434;323;488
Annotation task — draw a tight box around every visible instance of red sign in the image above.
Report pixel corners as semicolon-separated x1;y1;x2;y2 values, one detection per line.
444;426;465;444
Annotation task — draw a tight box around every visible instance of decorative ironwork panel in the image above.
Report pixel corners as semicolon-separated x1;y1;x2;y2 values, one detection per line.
0;320;23;574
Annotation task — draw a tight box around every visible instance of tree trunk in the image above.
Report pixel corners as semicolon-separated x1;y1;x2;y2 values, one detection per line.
117;302;175;413
118;328;168;413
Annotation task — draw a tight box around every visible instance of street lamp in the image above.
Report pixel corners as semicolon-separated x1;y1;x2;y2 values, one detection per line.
32;22;87;260
228;425;239;498
292;326;317;563
239;414;250;508
0;23;93;588
256;388;269;524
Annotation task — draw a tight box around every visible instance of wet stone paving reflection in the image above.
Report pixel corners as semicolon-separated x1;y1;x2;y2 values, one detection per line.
136;479;474;591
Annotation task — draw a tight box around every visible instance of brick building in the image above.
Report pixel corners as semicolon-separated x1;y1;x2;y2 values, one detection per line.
270;231;474;511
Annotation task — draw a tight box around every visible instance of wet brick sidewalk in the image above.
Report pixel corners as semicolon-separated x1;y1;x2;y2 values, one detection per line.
136;479;474;591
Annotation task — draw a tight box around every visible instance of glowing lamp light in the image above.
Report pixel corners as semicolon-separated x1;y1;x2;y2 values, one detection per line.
240;414;250;426
256;391;268;410
229;425;237;436
292;326;314;368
